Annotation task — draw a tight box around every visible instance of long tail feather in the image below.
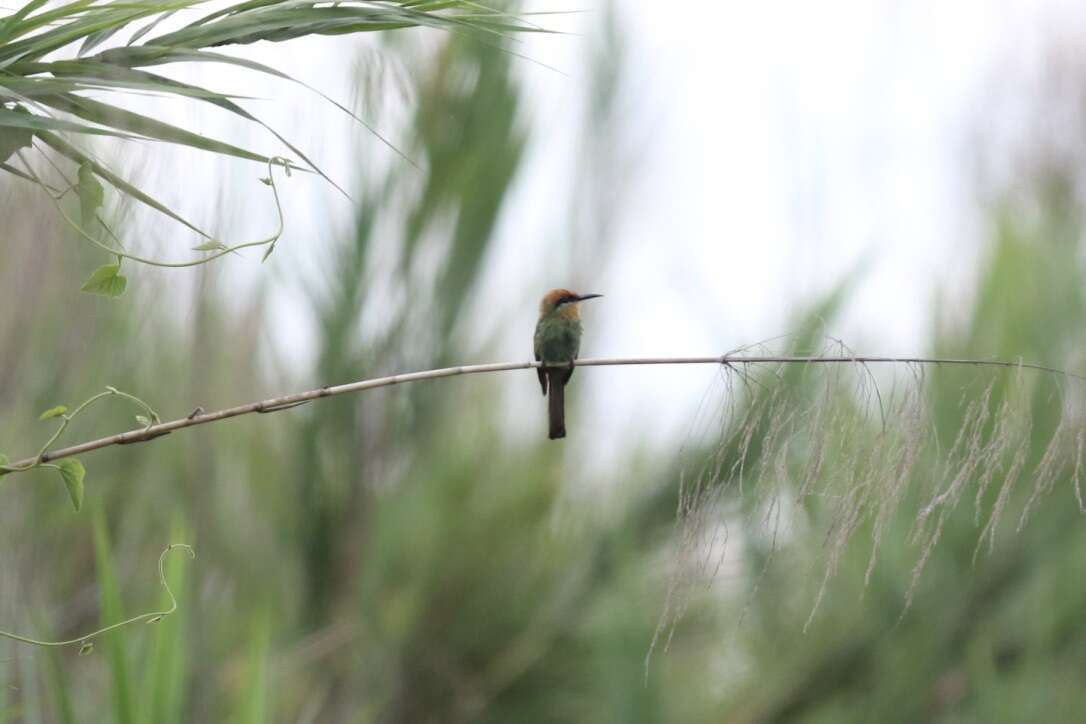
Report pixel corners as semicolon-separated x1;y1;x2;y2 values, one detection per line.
547;369;566;439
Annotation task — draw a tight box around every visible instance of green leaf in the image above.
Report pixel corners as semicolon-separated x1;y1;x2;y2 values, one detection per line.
0;75;86;97
36;130;213;239
78;24;123;57
34;92;298;167
80;263;127;298
0;125;32;164
92;45;404;183
0;0;51;48
20;60;255;101
39;405;68;421
135;414;150;427
0;107;142;139
0;2;187;67
191;240;227;252
127;10;179;47
57;458;85;512
78;641;94;656
77;162;104;225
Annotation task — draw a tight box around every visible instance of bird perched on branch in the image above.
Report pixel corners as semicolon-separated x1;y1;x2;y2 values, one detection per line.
534;289;603;439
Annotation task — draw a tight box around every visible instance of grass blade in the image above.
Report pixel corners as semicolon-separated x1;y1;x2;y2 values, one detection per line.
29;60;345;192
0;0;52;46
234;611;271;724
127;9;179;46
92;507;135;724
92;45;416;168
140;516;190;724
34;91;294;165
0;106;143;138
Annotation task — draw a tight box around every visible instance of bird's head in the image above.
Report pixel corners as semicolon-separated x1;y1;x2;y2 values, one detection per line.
539;288;603;321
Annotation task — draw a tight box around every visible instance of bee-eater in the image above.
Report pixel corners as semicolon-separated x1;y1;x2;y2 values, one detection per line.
534;289;603;439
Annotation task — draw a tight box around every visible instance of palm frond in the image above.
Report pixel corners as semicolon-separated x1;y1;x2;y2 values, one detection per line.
0;1;548;268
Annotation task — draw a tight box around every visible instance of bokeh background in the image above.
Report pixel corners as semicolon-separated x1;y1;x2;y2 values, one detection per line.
5;1;1086;721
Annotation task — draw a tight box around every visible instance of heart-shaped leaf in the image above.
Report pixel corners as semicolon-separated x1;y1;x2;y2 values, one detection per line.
57;458;85;512
81;264;127;298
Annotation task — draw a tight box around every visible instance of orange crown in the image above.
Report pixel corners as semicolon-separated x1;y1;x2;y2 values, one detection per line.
539;288;602;319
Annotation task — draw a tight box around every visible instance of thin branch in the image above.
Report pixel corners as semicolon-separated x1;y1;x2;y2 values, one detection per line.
1;355;1080;472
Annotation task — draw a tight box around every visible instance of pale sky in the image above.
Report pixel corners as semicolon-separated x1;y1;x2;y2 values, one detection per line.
44;0;1085;451
496;0;1080;451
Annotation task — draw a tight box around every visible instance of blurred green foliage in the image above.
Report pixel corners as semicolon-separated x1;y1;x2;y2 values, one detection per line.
0;12;718;723
3;6;1086;724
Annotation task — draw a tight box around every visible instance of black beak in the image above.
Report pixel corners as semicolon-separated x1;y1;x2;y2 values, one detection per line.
576;293;603;302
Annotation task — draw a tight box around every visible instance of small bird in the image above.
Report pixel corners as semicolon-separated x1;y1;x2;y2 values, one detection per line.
534;289;603;439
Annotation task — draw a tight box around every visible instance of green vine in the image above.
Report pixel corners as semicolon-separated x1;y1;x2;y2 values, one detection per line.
0;386;160;511
14;148;290;281
0;544;194;654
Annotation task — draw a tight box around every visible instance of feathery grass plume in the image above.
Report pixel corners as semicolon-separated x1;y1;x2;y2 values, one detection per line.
653;336;1086;662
